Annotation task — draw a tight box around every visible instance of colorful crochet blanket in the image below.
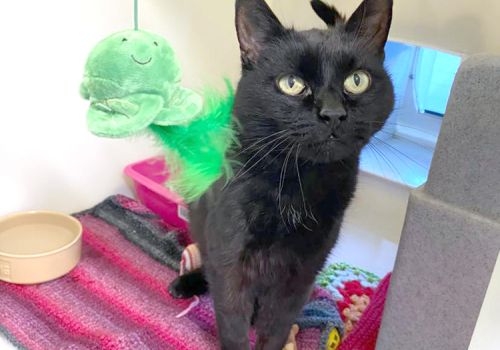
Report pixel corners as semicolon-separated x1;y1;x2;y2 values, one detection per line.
0;196;342;350
0;195;390;350
317;264;391;350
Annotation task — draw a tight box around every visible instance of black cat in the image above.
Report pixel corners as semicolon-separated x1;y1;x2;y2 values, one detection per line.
170;0;394;349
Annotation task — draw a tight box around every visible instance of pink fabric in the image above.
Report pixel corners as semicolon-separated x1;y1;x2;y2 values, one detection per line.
0;291;94;350
339;274;392;350
79;215;190;308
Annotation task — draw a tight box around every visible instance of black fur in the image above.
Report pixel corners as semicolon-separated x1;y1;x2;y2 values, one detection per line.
169;0;394;349
169;268;208;299
310;0;344;27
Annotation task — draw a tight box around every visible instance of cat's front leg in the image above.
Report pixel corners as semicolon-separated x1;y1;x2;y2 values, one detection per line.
208;267;253;350
254;285;312;350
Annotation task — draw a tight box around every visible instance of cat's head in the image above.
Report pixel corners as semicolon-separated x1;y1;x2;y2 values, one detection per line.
234;0;395;163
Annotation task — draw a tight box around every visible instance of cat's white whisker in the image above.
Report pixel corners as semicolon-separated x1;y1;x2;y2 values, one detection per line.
232;133;292;183
278;144;296;227
372;136;427;168
235;130;287;156
233;133;289;177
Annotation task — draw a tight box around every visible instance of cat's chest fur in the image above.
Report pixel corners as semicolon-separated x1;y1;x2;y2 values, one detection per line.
193;154;359;288
213;158;358;289
237;157;358;256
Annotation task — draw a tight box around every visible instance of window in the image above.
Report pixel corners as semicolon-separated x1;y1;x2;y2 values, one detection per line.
414;48;462;116
360;41;462;188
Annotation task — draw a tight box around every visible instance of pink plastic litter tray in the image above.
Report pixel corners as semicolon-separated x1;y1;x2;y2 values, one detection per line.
124;156;189;232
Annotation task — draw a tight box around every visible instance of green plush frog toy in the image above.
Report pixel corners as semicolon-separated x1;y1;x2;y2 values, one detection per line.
81;29;203;138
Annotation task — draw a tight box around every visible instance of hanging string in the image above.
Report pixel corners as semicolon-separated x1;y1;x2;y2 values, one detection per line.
134;0;139;30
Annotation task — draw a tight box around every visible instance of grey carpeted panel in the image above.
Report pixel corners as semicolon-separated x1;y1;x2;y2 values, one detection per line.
376;190;500;349
376;55;500;350
425;55;500;221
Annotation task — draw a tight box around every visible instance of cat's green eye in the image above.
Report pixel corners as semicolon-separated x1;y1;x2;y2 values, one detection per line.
344;70;371;95
277;75;308;96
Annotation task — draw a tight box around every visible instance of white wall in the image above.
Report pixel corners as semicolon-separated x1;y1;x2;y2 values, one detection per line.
0;0;242;215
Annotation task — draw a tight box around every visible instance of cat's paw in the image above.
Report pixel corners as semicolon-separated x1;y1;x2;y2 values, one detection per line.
168;276;193;299
168;271;208;299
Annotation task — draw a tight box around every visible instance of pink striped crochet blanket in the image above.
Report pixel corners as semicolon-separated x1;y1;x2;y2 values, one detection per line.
0;195;344;350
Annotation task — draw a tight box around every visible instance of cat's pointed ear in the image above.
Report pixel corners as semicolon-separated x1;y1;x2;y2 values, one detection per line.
310;0;344;27
345;0;393;54
235;0;284;67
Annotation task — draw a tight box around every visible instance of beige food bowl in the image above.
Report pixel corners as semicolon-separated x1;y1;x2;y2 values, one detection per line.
0;211;82;285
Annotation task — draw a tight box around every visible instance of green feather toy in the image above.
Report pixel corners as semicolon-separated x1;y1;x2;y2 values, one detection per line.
81;24;235;202
150;81;236;202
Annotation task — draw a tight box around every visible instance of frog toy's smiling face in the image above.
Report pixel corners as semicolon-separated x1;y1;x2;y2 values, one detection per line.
83;30;181;98
81;29;203;138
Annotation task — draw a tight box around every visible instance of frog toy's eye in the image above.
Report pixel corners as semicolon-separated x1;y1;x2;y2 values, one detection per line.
122;38;128;42
153;41;159;47
344;70;371;95
277;75;308;96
